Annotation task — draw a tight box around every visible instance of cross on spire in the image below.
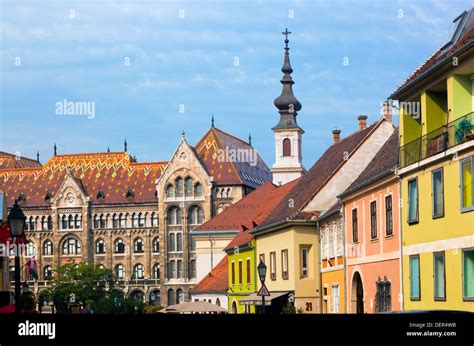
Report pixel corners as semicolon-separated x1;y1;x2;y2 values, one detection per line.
282;28;291;48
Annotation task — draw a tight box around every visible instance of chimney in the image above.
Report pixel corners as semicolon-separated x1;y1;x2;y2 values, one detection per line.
358;115;368;130
332;129;341;144
383;101;392;123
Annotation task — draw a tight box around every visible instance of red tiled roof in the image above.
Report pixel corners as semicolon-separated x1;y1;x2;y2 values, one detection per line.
341;129;399;198
256;120;382;230
392;27;474;97
191;256;228;293
0;152;42;169
0;152;166;208
194;127;272;187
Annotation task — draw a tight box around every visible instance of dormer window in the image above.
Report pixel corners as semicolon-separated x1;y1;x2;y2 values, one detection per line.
97;191;105;200
44;192;52;203
18;193;26;203
126;189;134;198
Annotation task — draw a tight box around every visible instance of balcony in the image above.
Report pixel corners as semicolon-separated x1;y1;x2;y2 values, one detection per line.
399;112;473;168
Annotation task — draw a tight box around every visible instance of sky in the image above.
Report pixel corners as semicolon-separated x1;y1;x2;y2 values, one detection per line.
0;0;472;168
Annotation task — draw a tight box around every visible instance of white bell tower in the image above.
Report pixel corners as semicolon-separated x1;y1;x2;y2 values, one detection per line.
271;28;305;185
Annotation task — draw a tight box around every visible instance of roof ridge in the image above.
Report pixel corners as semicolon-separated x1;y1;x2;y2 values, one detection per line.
212;127;253;147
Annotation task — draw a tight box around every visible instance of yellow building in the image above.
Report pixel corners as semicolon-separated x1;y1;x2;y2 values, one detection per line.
391;10;474;311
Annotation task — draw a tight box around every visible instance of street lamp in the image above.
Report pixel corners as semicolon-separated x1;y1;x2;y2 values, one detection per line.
7;200;26;313
257;260;267;314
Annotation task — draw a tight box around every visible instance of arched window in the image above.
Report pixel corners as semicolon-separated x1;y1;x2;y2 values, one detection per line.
112;214;118;228
119;213;125;228
115;264;125;279
282;138;291;156
43;240;53;256
132;213;138;228
188;206;204;225
29;216;35;231
138;213;145;227
115;238;125;254
167;289;175;305
151;212;158;227
153;264;160;279
153;237;159;253
176;208;183;225
134;238;144;253
177;260;183;278
176;288;183;304
185;177;193;197
47;216;53;230
194;183;203;197
26;241;36;256
93;215;99;229
43;266;53;280
68;215;74;229
176;177;184;197
168;261;176;279
167;206;182;225
133;264;144;279
41;216;47;230
169;234;176;252
166;184;175;198
62;237;81;255
74;214;81;229
189;260;196;278
100;214;107;228
62;215;68;229
216;298;221;306
96;239;105;254
176;233;183;252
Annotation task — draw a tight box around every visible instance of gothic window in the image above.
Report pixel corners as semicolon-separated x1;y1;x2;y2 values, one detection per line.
151;212;158;227
47;216;53;230
177;260;183;278
185;177;193;197
189;260;196;278
115;264;125;279
134;238;144;253
112;214;117;228
43;240;53;256
26;241;36;256
115;238;125;254
188;205;204;225
68;215;74;229
153;264;160;279
375;278;392;312
96;239;105;254
168;261;176;279
62;237;81;255
43;266;53;280
176;233;183;252
29;216;35;231
132;213;138;228
41;216;47;230
282;138;291;156
194;183;203;197
167;207;182;225
74;214;81;229
166;184;175;198
119;213;125;228
176;177;184;197
99;214;106;228
138;213;145;227
93;215;99;229
133;264;144;279
168;234;176;252
153;237;160;253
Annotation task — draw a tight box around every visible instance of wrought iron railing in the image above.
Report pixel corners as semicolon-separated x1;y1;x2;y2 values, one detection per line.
399;112;473;168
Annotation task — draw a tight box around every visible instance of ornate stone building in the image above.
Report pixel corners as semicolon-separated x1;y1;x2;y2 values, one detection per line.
0;124;271;306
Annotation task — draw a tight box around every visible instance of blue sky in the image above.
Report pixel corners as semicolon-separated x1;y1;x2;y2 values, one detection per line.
1;0;471;168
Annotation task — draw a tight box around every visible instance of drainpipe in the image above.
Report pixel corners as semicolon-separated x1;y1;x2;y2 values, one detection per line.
398;177;404;311
316;220;322;313
339;198;348;314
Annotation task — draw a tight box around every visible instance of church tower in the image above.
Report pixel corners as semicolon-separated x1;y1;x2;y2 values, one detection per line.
271;28;305;185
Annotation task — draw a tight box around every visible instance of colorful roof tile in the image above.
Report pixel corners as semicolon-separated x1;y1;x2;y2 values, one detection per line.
0;151;42;170
191;256;228;293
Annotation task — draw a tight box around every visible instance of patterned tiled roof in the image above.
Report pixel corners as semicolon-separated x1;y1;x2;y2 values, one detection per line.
0;151;42;170
191;256;228;293
255;120;382;230
194;127;272;187
340;130;399;198
0;152;166;208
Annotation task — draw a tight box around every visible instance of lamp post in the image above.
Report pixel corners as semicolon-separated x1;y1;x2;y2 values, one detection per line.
8;200;26;313
257;260;267;314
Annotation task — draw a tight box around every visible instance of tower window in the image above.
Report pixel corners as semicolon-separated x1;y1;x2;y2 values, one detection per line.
282;138;291;156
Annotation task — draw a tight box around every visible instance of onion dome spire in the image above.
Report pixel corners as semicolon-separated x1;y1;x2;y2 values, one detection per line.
273;28;302;130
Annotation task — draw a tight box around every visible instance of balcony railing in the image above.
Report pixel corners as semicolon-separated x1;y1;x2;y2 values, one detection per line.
399;112;474;168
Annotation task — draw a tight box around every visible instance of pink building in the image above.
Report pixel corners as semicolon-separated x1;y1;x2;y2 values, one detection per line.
339;131;402;313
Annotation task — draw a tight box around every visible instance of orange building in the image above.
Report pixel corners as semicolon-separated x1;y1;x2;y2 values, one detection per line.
339;131;402;313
